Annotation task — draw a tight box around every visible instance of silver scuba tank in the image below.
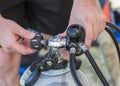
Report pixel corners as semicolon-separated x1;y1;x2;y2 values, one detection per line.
34;67;90;86
20;47;90;86
20;64;90;86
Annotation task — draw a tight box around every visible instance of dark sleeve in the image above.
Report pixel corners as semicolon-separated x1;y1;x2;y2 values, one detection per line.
0;0;29;28
26;0;73;35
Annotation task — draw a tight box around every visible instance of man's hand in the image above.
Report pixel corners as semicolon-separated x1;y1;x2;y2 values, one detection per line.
0;15;36;55
60;0;106;48
0;15;36;86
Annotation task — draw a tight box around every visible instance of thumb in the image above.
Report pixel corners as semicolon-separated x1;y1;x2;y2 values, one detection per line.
13;26;35;39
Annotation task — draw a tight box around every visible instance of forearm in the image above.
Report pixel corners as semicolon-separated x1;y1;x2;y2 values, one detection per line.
73;0;97;8
0;49;21;86
70;0;99;23
0;71;20;86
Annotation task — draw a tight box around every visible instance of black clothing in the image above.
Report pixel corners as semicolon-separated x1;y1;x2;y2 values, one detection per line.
0;0;73;35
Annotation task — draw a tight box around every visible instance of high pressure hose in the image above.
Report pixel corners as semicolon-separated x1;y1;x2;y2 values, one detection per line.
70;48;82;86
106;22;120;33
79;45;109;86
105;22;120;62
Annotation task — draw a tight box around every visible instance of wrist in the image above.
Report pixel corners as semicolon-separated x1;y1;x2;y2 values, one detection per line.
71;0;98;13
74;0;96;6
77;0;96;3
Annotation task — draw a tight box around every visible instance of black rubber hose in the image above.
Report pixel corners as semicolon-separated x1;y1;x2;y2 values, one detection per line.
106;22;120;33
84;50;109;86
70;53;82;86
105;27;120;62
